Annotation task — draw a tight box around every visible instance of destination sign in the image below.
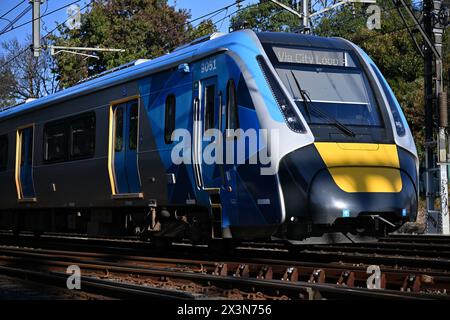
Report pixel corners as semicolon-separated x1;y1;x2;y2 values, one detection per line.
273;46;349;67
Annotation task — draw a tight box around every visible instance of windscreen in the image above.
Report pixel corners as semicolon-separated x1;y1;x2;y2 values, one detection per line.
270;46;383;127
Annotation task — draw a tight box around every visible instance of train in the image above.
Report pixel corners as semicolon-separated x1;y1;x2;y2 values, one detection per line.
0;30;418;245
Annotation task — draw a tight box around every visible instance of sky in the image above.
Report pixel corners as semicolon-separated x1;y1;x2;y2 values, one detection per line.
0;0;257;54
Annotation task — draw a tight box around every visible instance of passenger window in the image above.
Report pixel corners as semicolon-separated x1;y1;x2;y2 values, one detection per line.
0;134;8;170
115;108;124;151
129;103;138;150
70;114;95;158
164;95;176;144
44;122;67;162
204;85;215;131
44;112;96;163
226;80;239;132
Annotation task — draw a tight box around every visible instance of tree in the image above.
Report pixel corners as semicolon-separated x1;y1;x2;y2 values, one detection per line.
186;19;218;41
0;56;16;109
0;36;59;107
230;0;300;32
52;0;217;87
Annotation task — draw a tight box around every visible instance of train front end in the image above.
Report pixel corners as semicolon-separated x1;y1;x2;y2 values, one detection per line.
254;32;418;241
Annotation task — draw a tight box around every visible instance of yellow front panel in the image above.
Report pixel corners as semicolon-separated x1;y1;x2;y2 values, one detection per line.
328;167;402;193
314;142;402;193
315;143;400;168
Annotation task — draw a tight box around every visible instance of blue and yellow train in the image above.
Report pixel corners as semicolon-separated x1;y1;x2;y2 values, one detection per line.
0;30;418;243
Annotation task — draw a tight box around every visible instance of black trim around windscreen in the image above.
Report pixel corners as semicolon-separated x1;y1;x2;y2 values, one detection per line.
259;40;395;144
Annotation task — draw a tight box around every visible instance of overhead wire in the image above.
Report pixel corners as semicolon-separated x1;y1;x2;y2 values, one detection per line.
0;4;32;35
310;0;423;37
211;3;259;30
0;0;84;37
0;1;92;69
0;0;428;72
0;1;246;71
41;0;50;32
167;0;242;34
0;0;26;21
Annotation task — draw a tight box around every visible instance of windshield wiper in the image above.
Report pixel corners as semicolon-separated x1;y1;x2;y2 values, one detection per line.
290;71;356;138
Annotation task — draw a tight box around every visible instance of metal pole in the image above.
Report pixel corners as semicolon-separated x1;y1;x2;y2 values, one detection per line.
31;0;41;57
423;0;436;232
433;0;449;234
302;0;310;32
438;91;449;234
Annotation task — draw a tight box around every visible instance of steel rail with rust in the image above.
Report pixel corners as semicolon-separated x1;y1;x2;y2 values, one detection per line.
0;244;449;299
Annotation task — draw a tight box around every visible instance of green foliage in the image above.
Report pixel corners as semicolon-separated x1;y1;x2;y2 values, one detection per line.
186;19;218;40
231;0;301;32
52;0;216;87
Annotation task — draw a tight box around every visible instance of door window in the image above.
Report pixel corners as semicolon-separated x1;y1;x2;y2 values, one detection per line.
114;107;124;152
17;126;35;199
164;95;176;144
204;84;216;131
129;103;138;150
226;80;239;132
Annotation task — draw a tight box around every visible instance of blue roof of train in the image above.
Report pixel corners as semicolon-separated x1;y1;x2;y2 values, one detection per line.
0;30;349;121
256;32;352;50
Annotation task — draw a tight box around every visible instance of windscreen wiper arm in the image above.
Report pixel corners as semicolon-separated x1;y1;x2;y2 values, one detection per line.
290;71;356;138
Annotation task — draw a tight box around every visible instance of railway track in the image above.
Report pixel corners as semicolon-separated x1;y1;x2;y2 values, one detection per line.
380;234;450;244
0;264;197;300
0;233;450;299
1;244;444;300
0;274;110;300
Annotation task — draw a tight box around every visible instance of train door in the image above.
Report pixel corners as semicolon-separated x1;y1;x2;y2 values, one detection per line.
16;126;36;200
193;73;224;238
193;77;222;189
109;98;142;197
